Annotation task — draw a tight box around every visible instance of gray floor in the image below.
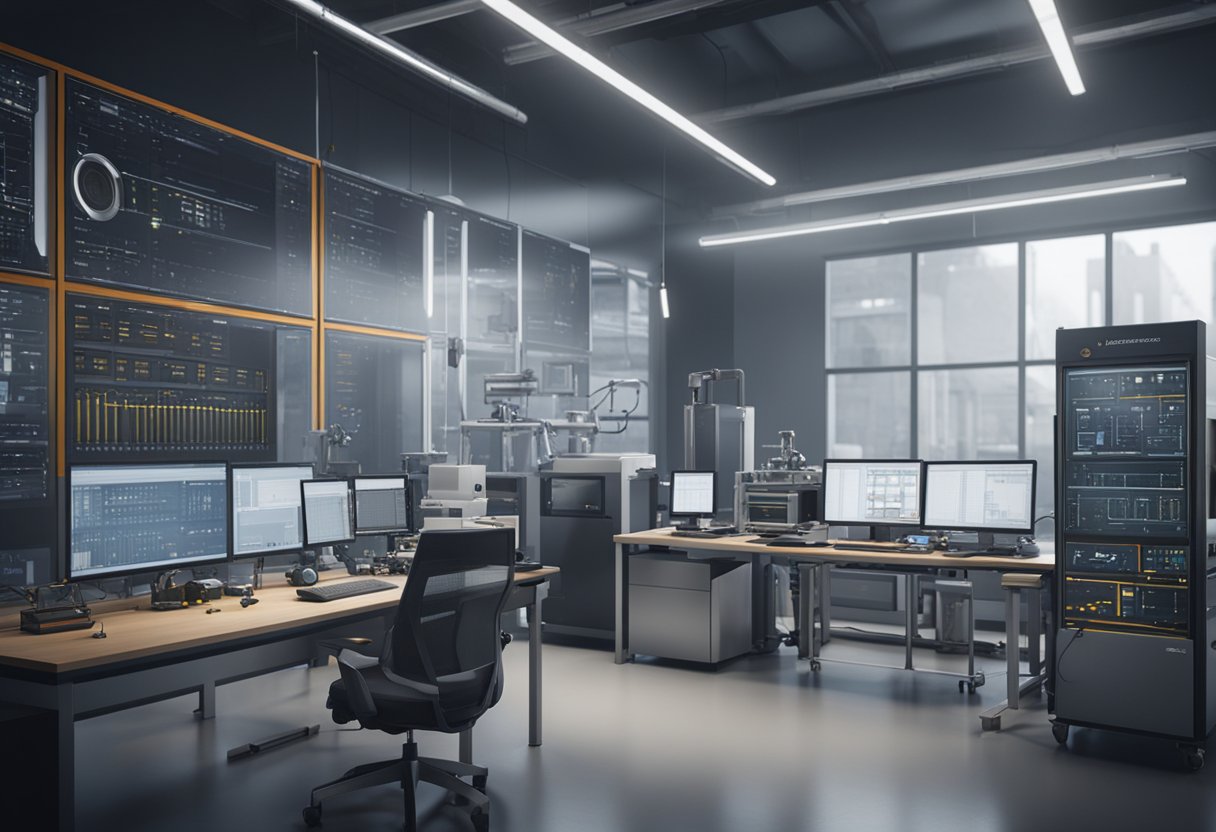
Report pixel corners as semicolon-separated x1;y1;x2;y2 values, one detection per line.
77;624;1216;832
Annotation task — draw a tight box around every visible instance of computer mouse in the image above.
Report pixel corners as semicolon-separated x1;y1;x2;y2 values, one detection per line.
1018;543;1041;556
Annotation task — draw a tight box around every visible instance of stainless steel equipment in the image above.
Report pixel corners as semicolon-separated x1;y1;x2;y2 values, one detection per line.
684;369;754;523
539;453;658;639
734;431;823;533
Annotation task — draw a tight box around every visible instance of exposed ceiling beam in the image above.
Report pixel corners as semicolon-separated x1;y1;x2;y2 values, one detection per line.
696;4;1216;124
365;0;483;34
712;130;1216;217
821;0;893;73
502;0;735;65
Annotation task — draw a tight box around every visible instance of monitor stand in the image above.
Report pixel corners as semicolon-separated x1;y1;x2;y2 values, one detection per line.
869;525;900;543
675;518;708;532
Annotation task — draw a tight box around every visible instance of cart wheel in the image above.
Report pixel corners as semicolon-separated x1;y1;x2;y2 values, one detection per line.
809;660;821;672
302;805;322;827
967;682;978;694
1185;747;1205;772
958;680;966;693
1052;722;1069;746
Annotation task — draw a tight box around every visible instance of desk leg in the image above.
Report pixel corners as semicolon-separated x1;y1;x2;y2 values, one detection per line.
459;729;473;765
1005;589;1020;711
197;680;216;720
819;566;832;646
615;543;630;664
797;563;813;660
904;574;916;671
1028;585;1042;677
56;683;76;832
529;589;543;748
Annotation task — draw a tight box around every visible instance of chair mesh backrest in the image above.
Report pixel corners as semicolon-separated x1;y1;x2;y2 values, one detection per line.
390;527;515;728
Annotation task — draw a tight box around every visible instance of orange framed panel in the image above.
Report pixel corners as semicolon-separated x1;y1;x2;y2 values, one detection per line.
322;322;430;343
0;271;54;290
0;41;318;165
61;281;316;329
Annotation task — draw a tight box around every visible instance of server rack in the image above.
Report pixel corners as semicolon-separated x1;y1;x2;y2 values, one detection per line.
1053;320;1215;769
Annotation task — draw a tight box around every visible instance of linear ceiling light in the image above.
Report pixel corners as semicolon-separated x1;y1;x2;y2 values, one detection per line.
477;0;776;186
280;0;528;124
698;175;1185;247
1028;0;1085;95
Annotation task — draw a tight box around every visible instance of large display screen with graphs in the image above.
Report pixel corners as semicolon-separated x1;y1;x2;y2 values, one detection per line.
323;167;428;333
324;330;425;472
1062;365;1192;636
64;78;313;315
0;54;49;276
67;295;281;463
521;230;590;353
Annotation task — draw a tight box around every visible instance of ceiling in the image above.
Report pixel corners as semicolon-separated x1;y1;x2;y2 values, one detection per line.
331;0;1201;113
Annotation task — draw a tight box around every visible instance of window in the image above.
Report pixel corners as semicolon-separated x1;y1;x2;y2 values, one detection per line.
1113;221;1216;351
822;229;1146;540
826;254;911;368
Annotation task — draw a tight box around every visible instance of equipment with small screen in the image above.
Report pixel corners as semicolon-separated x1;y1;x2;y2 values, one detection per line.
922;460;1037;535
670;470;717;530
301;479;355;546
822;459;923;528
230;463;314;558
68;462;229;579
354;476;413;535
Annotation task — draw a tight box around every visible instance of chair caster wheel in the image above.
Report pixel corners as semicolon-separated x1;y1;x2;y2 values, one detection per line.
303;805;322;827
809;660;821;671
471;808;490;832
1052;722;1069;746
1184;747;1205;771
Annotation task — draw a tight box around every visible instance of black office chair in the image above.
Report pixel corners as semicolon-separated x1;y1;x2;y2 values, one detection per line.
303;527;516;831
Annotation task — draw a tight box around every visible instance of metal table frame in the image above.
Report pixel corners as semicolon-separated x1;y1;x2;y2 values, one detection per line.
0;579;548;832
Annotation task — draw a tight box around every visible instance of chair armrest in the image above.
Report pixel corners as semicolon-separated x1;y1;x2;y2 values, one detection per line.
317;636;374;656
336;650;379;721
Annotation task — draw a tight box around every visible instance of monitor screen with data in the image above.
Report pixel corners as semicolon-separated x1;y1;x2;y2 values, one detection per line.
230;463;314;558
823;460;923;527
670;470;716;518
68;462;229;579
923;461;1036;534
353;476;413;535
301;478;354;546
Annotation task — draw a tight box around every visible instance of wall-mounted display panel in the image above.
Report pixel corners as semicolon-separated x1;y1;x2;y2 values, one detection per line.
325;330;425;473
66;295;313;464
64;78;313;316
323;166;428;333
521;230;590;353
0;54;50;277
0;281;52;585
466;215;518;349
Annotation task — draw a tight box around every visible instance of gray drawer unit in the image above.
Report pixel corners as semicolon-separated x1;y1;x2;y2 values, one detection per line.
628;552;752;664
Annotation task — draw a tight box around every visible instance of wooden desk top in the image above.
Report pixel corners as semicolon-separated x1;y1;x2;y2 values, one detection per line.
0;567;558;677
614;528;1055;573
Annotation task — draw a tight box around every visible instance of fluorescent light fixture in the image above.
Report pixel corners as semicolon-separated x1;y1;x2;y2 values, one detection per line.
698;174;1185;247
280;0;528;123
424;210;435;318
1028;0;1085;95
477;0;776;187
659;284;671;319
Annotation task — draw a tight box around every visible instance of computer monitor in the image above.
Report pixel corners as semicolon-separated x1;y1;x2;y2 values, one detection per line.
670;470;717;519
67;462;230;580
353;475;413;535
301;478;355;546
230;463;315;558
922;460;1037;535
822;459;923;527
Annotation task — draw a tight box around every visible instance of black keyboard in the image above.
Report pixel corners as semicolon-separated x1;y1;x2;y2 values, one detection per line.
671;528;738;539
296;579;398;602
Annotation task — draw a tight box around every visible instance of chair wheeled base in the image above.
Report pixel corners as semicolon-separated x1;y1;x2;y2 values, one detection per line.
303;730;490;831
